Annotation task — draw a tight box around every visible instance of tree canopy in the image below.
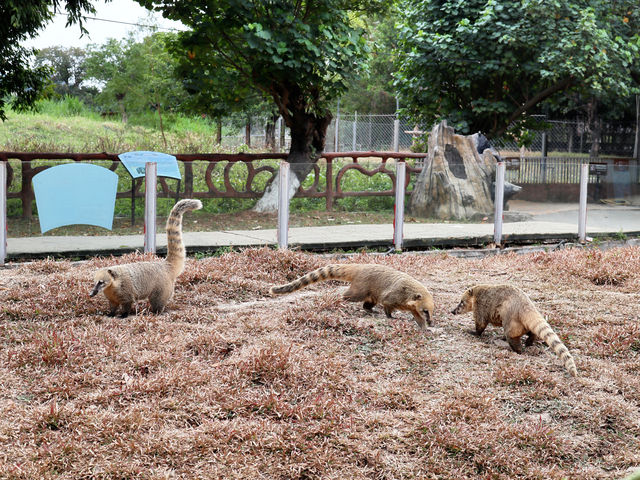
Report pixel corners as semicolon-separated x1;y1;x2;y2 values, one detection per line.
0;0;101;120
395;0;640;139
136;0;390;209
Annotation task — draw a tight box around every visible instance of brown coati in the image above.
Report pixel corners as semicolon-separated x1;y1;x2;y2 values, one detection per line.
89;199;202;317
269;264;435;329
451;284;577;376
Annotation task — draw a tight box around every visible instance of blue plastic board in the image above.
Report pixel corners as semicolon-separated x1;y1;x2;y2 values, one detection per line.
118;151;182;180
32;163;119;233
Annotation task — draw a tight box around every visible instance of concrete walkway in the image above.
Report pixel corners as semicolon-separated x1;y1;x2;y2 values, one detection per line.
6;215;640;260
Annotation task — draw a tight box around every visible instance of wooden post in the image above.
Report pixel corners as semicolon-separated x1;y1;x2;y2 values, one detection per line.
144;162;157;254
394;161;406;251
0;161;7;265
493;161;505;245
277;161;290;249
578;162;588;243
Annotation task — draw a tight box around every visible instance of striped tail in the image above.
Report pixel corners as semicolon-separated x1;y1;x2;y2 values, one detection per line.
529;316;578;377
269;264;353;295
165;199;203;276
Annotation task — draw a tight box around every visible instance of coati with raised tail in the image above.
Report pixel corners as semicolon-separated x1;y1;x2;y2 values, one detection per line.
270;264;435;329
90;199;202;317
452;284;578;376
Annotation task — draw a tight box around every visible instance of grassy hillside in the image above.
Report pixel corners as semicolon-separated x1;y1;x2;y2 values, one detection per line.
0;100;231;154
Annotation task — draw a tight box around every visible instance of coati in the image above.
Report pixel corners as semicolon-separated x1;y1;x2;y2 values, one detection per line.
269;264;435;329
451;284;578;376
89;199;202;317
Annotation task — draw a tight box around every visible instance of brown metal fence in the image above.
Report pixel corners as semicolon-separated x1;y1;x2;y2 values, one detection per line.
0;151;428;218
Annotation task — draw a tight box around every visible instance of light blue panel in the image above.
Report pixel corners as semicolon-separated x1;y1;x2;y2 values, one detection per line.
33;163;119;233
118;151;182;180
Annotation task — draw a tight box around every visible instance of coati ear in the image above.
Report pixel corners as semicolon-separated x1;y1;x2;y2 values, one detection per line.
413;293;422;300
107;268;117;278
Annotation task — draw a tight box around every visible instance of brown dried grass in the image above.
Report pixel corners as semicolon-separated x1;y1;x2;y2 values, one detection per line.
0;246;639;479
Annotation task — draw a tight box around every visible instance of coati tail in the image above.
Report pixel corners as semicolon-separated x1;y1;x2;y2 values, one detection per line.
269;265;353;295
530;319;578;377
165;199;202;274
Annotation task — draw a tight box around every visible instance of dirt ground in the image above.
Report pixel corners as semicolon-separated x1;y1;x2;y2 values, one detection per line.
0;246;639;479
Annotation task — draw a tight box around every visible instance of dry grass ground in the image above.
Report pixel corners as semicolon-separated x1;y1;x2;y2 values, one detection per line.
0;246;639;479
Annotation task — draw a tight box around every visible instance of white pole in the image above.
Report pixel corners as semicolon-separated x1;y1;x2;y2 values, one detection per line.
394;161;406;251
352;111;357;151
334;100;340;152
275;116;282;151
144;162;157;254
393;118;400;152
0;161;6;265
277;161;290;249
493;161;505;245
578;162;588;243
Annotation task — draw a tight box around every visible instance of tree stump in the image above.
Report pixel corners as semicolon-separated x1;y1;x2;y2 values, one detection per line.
409;121;498;220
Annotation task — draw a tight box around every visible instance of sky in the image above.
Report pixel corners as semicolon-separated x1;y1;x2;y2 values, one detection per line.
23;0;185;50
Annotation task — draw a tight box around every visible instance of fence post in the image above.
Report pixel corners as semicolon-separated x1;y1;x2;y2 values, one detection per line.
277;161;290;249
541;131;548;183
394;160;406;251
144;162;157;254
325;158;333;211
578;162;588;243
393;118;400;152
334;111;340;153
352;111;358;151
493;161;505;246
0;161;6;265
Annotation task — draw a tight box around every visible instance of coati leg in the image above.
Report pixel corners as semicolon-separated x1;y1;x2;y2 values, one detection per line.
107;301;118;317
119;301;133;318
507;336;524;354
149;289;170;314
383;305;394;318
525;332;537;347
363;301;375;312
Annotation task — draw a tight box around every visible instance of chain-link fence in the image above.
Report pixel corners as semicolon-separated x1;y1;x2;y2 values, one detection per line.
496;120;638;157
325;114;416;152
220;113;421;152
218;113;638;159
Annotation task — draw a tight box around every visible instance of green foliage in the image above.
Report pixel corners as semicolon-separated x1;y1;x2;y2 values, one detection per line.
395;0;640;139
0;0;100;120
137;0;389;163
33;46;97;103
84;33;187;118
340;12;399;114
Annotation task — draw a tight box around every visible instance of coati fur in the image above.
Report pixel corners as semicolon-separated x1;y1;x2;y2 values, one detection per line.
269;264;435;329
452;284;578;376
89;199;202;317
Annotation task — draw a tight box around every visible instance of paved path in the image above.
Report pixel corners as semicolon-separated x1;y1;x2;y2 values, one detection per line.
6;213;640;260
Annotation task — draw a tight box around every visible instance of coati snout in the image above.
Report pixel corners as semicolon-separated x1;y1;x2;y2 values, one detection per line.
451;289;474;315
89;269;115;297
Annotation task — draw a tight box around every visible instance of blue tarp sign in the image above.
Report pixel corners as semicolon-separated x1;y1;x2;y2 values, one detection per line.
118;151;182;180
32;163;119;233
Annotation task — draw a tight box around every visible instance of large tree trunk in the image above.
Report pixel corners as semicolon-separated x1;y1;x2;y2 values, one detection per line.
254;84;331;212
409;121;498;220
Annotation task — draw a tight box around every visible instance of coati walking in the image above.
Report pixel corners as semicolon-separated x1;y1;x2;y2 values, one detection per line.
452;284;578;376
89;199;202;317
270;264;435;329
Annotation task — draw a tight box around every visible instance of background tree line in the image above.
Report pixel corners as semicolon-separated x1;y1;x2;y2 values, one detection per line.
2;0;639;207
